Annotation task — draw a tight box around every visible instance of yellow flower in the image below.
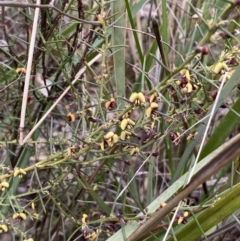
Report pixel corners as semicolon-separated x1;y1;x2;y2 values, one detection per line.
184;211;189;217
180;69;191;81
104;132;115;140
149;92;158;103
120;130;132;140
129;92;146;106
177;69;196;94
104;132;118;146
145;102;159;117
178;216;184;225
145;107;152;118
0;180;9;191
100;132;118;150
83;227;100;241
130;147;140;156
13;168;26;178
0;224;8;233
82;214;88;224
213;62;229;74
67;112;76;122
88;231;97;241
105;97;116;110
13;212;27;220
31;202;35;210
160;202;167;208
16;67;26;74
120;118;135;130
182;82;193;94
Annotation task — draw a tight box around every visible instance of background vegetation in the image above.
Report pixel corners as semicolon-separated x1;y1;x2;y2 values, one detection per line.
1;0;240;240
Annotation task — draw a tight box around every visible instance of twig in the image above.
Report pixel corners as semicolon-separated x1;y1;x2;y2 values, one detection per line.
19;0;40;145
21;53;102;145
0;1;99;25
151;17;170;78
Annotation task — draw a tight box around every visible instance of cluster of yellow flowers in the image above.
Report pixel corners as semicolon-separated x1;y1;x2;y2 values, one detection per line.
100;131;119;150
176;69;196;94
81;214;101;241
120;118;135;140
0;224;8;233
13;212;27;220
99;91;160;155
13;168;26;178
0;180;9;191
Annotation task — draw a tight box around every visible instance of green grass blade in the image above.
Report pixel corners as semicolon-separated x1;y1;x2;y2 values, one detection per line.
167;184;240;241
133;41;157;92
199;97;240;161
161;0;169;68
111;1;126;108
125;0;144;64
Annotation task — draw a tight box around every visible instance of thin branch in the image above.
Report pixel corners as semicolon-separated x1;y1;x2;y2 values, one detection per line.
0;1;99;25
21;53;102;145
19;0;40;145
151;17;170;77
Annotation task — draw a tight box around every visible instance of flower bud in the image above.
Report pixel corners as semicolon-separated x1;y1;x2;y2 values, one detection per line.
201;45;209;55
